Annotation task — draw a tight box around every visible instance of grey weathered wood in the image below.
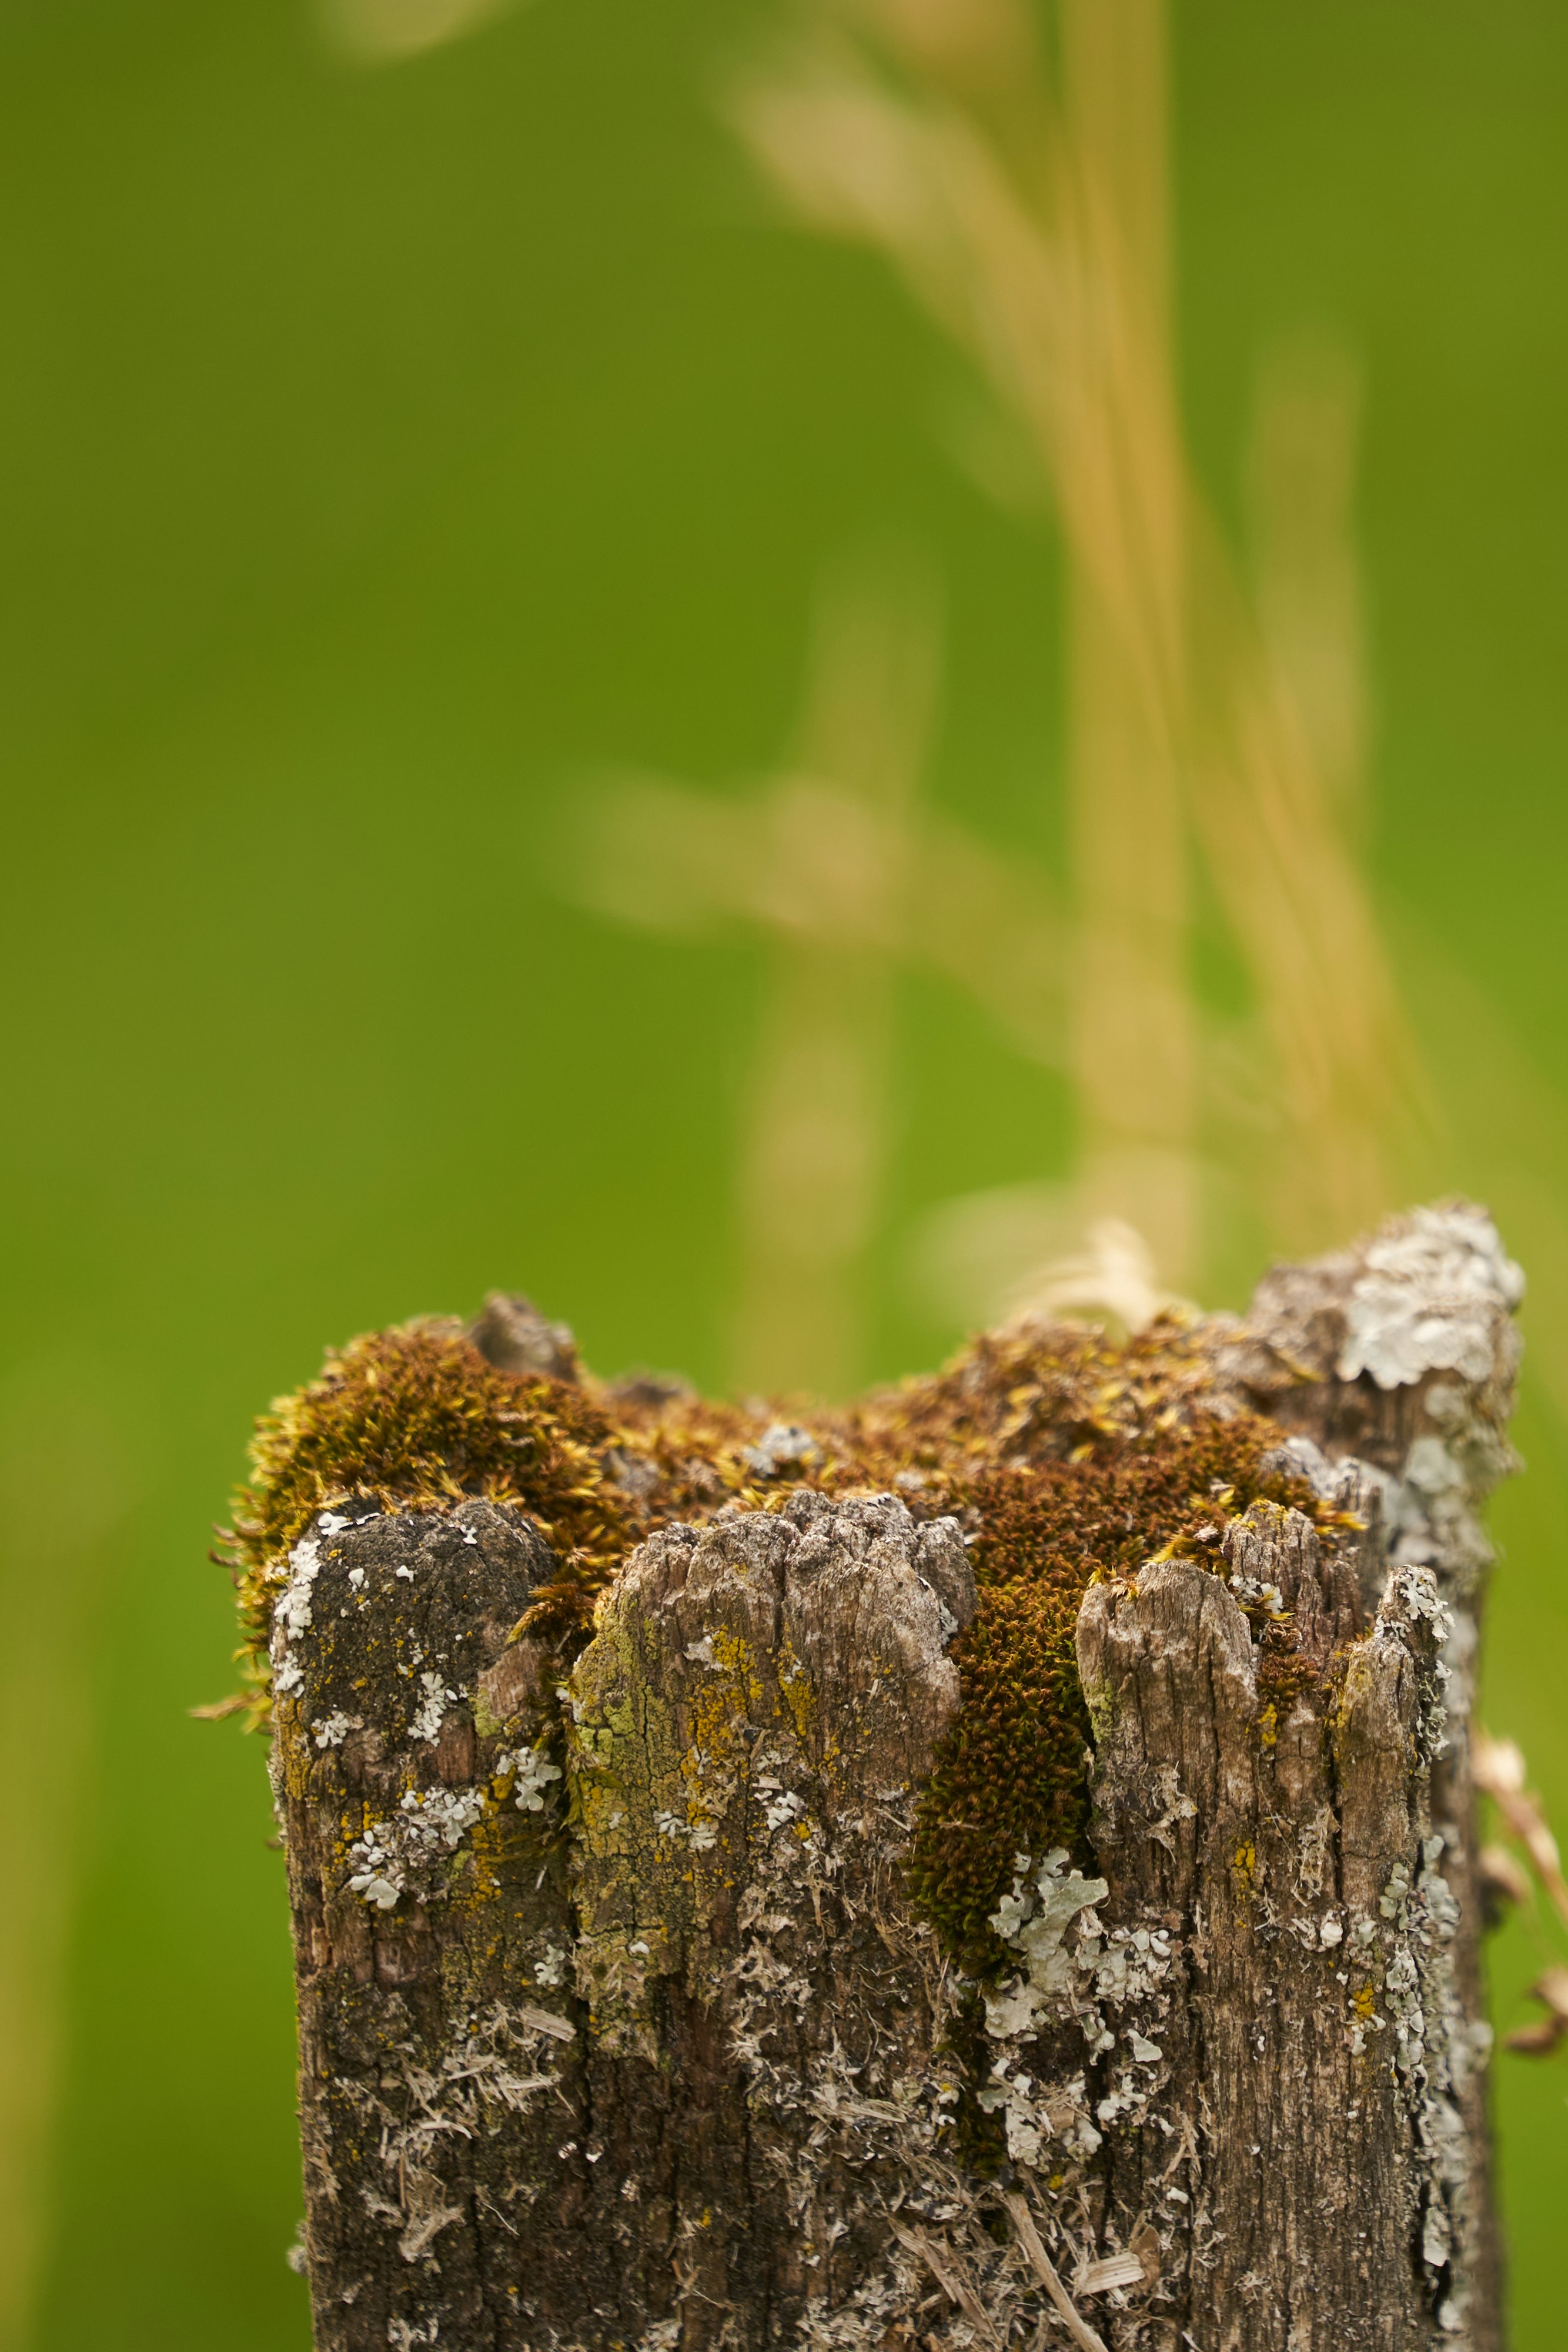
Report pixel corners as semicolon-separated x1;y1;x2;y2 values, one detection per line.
268;1203;1520;2351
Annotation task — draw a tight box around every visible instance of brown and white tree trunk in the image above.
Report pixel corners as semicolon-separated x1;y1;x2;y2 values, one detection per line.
265;1205;1521;2352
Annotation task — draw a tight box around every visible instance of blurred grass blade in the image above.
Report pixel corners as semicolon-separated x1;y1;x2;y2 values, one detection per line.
319;0;522;65
732;0;1432;1291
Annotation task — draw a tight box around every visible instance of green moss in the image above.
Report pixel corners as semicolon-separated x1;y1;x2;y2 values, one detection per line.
907;1414;1318;1976
219;1322;641;1720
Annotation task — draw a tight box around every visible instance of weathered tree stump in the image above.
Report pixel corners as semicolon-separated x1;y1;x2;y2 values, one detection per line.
232;1205;1521;2351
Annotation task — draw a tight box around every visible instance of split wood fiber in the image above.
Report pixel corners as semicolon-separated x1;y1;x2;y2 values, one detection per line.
242;1205;1521;2351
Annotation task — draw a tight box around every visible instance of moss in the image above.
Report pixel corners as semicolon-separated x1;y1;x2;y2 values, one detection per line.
219;1301;1349;1969
218;1322;642;1720
1255;1626;1322;1718
905;1412;1318;1976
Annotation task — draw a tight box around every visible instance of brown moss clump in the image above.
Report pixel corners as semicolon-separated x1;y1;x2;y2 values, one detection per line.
216;1295;1343;1962
827;1308;1231;1478
220;1324;644;1716
218;1321;832;1724
907;1415;1318;1977
1255;1628;1323;1718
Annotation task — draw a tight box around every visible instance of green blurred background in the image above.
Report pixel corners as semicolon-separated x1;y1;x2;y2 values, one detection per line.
3;0;1567;2343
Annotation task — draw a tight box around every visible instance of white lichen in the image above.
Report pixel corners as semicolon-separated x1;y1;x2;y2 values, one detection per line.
653;1806;719;1852
742;1421;821;1476
978;1853;1180;2171
1335;1204;1523;1383
410;1671;462;1744
345;1783;488;1909
273;1535;322;1642
983;1850;1109;2037
982;1853;1114;2042
1370;1836;1485;2300
496;1741;563;1813
1337;1204;1523;1392
1228;1571;1286;1615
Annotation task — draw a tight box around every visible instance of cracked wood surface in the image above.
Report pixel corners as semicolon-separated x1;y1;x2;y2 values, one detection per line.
268;1205;1520;2351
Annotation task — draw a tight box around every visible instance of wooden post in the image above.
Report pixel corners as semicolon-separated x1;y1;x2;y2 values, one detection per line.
251;1204;1519;2350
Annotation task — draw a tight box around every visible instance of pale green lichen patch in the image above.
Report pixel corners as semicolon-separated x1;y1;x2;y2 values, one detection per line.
563;1527;807;2057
